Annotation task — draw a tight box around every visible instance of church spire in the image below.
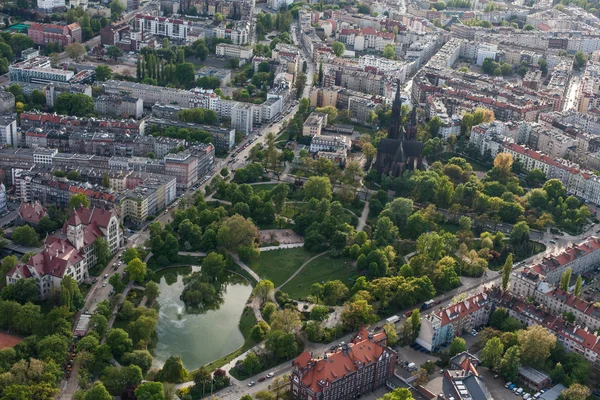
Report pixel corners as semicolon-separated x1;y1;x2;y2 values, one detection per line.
388;80;404;140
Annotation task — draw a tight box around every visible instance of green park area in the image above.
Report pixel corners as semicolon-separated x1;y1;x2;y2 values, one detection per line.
248;247;316;287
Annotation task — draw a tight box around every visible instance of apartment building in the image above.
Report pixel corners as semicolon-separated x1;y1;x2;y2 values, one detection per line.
417;292;492;351
164;151;199;190
231;102;254;135
291;328;396;400
118;173;177;227
0;115;18;148
28;23;82;47
102;80;191;108
37;0;65;11
134;14;191;40
145;117;235;150
302;112;328;137
94;95;143;119
337;26;395;51
215;43;254;59
309;135;350;153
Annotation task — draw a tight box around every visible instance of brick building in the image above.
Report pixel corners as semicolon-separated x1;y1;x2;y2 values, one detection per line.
28;23;82;47
291;328;396;400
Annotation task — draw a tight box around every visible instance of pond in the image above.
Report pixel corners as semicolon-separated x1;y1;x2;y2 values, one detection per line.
152;266;253;370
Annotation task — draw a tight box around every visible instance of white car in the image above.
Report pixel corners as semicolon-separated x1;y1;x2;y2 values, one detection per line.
523;394;531;400
266;372;274;378
248;381;255;387
102;282;107;287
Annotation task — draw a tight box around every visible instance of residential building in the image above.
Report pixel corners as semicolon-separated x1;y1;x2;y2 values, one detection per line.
231;102;254;135
215;43;254;60
290;328;396;400
0;184;5;215
21;48;39;61
6;206;122;298
164;151;199;190
0;115;18;147
37;0;65;12
0;91;15;114
118;174;176;226
94;95;144;119
16;202;47;226
309;135;350;153
416;292;492;351
100;20;131;48
102;80;192;108
302;112;328;137
33;148;57;165
134;14;191;40
28;23;82;47
145;117;235;150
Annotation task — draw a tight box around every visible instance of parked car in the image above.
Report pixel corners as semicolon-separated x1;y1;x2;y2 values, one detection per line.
104;274;108;279
248;382;255;387
266;372;274;378
523;394;531;400
258;377;265;382
102;282;107;287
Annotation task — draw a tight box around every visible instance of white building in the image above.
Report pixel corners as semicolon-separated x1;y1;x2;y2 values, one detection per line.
476;44;498;66
134;14;191;40
33;148;57;165
37;0;65;11
0;116;18;147
309;135;350;153
215;43;254;60
231;102;254;134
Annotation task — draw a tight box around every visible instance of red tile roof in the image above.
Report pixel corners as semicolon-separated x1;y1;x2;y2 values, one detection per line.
18;201;46;225
435;293;490;327
293;328;388;393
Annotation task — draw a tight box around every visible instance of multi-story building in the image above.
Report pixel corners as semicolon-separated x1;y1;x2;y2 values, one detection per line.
100;20;132;49
10;57;74;85
37;0;65;11
16;201;46;226
94;95;144;119
102;80;192;108
0;91;15;114
134;14;191;40
231;102;254;135
215;43;254;60
0;115;18;148
309;135;350;153
118;173;177;226
302;112;328;137
6;206;122;298
28;23;82;47
291;328;396;400
164;151;199;190
417;292;492;351
145;117;235;150
212;20;251;45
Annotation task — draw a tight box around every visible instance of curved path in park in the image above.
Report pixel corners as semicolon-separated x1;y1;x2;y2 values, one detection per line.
276;250;329;291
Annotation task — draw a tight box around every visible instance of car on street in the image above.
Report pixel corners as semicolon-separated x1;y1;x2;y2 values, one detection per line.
248;381;255;387
266;372;274;378
104;274;108;279
505;382;513;389
258;377;265;382
102;282;107;287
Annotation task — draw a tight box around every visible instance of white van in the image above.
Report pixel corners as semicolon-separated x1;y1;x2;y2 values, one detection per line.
516;388;524;396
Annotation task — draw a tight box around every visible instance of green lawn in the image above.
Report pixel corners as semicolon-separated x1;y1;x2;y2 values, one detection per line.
250;183;280;193
276;129;291;142
282;254;356;299
248;247;316;287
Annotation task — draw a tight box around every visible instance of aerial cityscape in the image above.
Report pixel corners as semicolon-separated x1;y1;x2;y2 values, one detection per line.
2;0;600;398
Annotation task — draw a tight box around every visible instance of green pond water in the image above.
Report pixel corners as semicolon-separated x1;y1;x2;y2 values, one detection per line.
152;266;252;370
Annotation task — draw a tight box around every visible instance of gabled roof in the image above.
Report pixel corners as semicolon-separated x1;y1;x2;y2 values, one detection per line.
18;201;46;225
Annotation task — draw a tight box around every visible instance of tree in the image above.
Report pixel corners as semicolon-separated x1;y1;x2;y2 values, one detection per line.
250;320;271;341
574;275;583;297
574;51;588;70
122;350;153;373
310;283;324;304
518;325;557;366
449;337;466;357
70;193;90;209
109;0;125;20
561;383;590;400
510;221;530;246
175;63;196;87
0;256;18;286
65;43;86;61
323;280;349;305
560;267;572;292
481;337;504;371
500;345;521;381
362;142;376;167
101;173;111;188
380;388;414;400
37;334;69;364
341;299;377;330
303;176;332;201
265;330;298;360
94;238;110;269
144;281;160;303
106;328;133;358
383;323;399;346
101;365;143;395
96;65;112;82
60;275;84;311
125;258;147;283
84;382;112;400
106;45;123;61
156;356;188;383
253;280;274;306
270;309;302;333
134;382;165;400
410;309;421;335
216;214;258;251
12;225;40;247
241;352;262;375
122;247;139;264
383;44;395;59
502;253;513;291
332;41;345;56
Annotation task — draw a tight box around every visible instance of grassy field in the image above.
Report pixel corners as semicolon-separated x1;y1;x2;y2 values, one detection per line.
250;183;280;193
282;254;356;299
248;247;316;287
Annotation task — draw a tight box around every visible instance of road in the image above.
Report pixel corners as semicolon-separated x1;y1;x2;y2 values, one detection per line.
564;71;581;112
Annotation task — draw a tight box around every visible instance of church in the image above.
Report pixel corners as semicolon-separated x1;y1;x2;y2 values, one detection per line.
374;84;423;177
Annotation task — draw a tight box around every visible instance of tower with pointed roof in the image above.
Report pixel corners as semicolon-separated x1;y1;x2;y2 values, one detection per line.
388;81;405;140
66;210;84;251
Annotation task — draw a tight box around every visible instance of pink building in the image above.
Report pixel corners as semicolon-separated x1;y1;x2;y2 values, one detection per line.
28;23;82;47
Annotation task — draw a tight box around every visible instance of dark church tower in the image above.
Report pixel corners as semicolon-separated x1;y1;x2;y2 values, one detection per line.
388;81;404;140
406;106;418;141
